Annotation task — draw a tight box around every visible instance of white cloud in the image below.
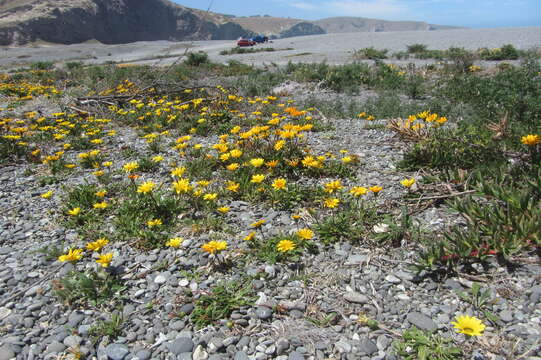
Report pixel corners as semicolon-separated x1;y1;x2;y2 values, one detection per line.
324;0;409;18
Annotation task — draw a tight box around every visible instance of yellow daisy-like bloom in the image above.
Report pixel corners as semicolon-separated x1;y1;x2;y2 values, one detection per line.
521;134;540;146
201;240;228;254
217;206;230;214
86;238;109;252
93;170;104;177
40;190;53;199
297;228;314;240
137;181;155;194
170;166;186;178
165;237;184;248
123;161;139;173
251;219;266;228
172;178;192;194
250;158;265;167
147;219;162;227
230;149;243;158
67;207;81;216
276;239;296;253
272;178;287;190
324;180;343;193
93;201;108;209
369;186;383;194
95;190;107;197
266;160;279;168
350;186;367;197
452;315;486;336
341;156;352;163
152;155;164;163
250;174;265;183
226;181;240;192
244;231;256;241
226;163;240;171
324;198;340;208
203;193;218;201
58;248;83;262
102;161;113;167
400;178;416;188
274;140;286;151
96;253;113;268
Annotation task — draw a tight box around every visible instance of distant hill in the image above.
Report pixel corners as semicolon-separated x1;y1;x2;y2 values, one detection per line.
0;1;462;46
0;0;253;46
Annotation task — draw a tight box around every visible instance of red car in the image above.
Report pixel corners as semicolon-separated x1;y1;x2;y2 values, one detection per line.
237;38;255;47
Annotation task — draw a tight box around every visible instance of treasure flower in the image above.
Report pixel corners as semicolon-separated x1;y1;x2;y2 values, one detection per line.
272;178;287;190
452;315;486;336
201;240;227;254
67;207;81;216
96;253;113;268
58;248;83;262
297;228;314;240
165;237;184;248
93;201;108;209
86;238;109;252
123;161;139;173
137;181;155;194
324;198;340;208
276;239;296;253
250;174;265;183
521;134;540;146
400;178;416;188
40;190;53;199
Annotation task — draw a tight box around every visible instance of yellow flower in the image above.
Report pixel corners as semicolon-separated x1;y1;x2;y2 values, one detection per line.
67;207;81;216
217;206;230;214
369;186;383;194
170;166;186;178
152;155;164;163
86;238;109;252
250;158;265;167
250;219;266;228
400;178;416;188
230;149;243;158
272;178;287;190
96;253;113;268
350;186;367;197
341;156;352;163
201;240;227;254
102;161;113;167
250;174;265;183
226;163;240;171
40;190;53;199
452;315;486;336
58;248;83;262
137;181;155;194
274;140;285;151
166;237;184;248
297;228;314;240
147;219;162;227
324;198;340;208
93;170;104;177
95;190;107;197
93;201;108;209
266;160;279;168
203;193;218;201
123;161;139;173
226;181;240;192
244;231;256;241
276;239;296;253
521;134;540;146
324;180;343;193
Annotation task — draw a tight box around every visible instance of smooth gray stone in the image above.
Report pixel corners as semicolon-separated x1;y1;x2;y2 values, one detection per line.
407;312;437;331
134;349;151;360
105;344;130;360
358;339;378;354
344;292;369;304
288;351;305;360
167;337;194;355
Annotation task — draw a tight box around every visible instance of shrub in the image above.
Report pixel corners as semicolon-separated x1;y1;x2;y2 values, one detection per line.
184;52;209;66
407;43;428;54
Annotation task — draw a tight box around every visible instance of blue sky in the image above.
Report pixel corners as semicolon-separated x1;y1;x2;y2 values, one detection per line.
172;0;541;28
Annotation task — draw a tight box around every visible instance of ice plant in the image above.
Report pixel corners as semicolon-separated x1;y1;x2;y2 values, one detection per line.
521;134;540;146
58;248;83;262
452;315;486;336
165;237;184;248
400;178;416;188
96;253;113;268
276;239;296;253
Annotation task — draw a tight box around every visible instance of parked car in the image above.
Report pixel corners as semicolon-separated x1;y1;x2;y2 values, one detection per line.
251;35;269;43
237;38;255;47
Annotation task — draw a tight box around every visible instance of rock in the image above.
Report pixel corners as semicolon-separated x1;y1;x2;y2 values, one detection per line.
63;335;82;348
335;339;352;353
385;274;401;284
154;274;167;284
0;345;15;360
234;352;249;360
345;254;367;265
168;337;194;355
105;344;130;360
276;338;290;355
45;341;66;354
134;349;152;360
500;310;513;323
358;339;378;354
344;292;369;304
193;344;209;360
407;312;437;331
288;351;305;360
256;306;273;320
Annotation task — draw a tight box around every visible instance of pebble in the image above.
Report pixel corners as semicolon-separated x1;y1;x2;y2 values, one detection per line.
168;337;194;355
344;291;369;304
105;344;130;360
407;312;437;331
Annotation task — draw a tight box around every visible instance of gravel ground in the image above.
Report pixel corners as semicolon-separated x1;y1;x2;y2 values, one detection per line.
1;81;541;360
1;27;540;67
